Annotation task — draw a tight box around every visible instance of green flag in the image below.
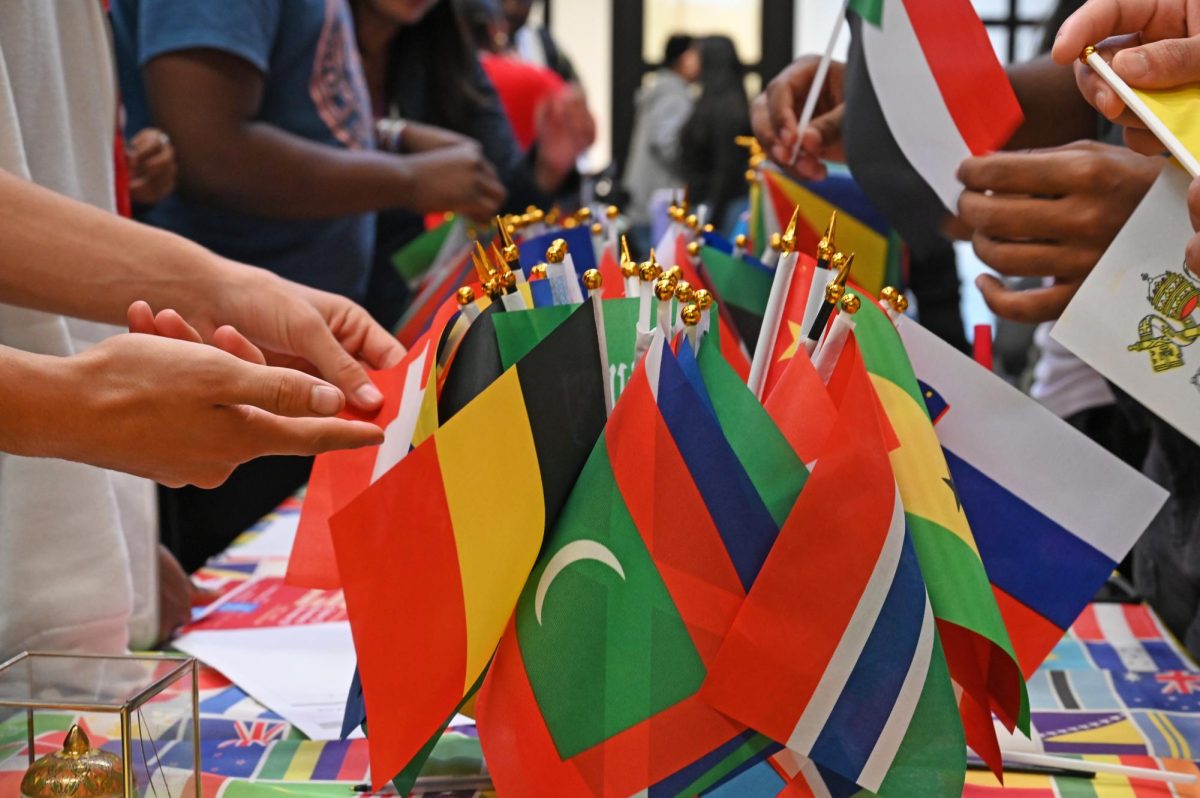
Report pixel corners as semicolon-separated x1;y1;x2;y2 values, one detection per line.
849;0;884;26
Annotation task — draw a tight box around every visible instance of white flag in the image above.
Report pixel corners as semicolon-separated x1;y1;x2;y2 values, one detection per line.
1052;164;1200;447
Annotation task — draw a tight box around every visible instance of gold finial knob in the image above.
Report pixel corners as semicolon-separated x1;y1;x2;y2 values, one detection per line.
840;292;862;314
879;286;899;305
668;205;686;223
606;204;619;220
694;288;713;311
577;207;592;221
734;234;748;249
591;222;604;235
686;240;701;257
681;303;702;327
744;168;758;183
702;223;714;234
825;281;846;305
685;213;699;230
663;265;682;284
546;239;568;264
893;293;910;313
1081;44;1097;63
497;216;520;263
562;217;579;229
456;286;476;307
583;269;603;291
530;263;548;279
639;262;656;282
21;725;126;798
621;259;639;278
675;279;694;304
769;232;783;252
654;277;676;301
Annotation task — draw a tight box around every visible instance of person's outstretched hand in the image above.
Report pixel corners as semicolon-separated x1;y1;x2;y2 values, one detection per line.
1052;0;1200;154
44;333;384;488
138;269;406;415
751;54;847;181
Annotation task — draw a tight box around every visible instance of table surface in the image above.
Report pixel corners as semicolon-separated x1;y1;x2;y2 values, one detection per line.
4;498;1199;797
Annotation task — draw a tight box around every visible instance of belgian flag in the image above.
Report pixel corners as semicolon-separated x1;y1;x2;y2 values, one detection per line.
330;300;608;789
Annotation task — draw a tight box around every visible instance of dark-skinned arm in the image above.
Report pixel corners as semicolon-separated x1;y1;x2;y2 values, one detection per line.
142;49;504;221
1003;54;1100;150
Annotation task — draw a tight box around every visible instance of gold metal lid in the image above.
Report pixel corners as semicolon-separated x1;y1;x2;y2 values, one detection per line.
21;725;126;798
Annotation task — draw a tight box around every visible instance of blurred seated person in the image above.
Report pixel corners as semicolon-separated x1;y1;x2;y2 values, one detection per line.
352;0;594;327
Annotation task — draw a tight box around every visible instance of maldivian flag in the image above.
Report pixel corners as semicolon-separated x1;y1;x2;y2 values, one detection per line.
853;294;1025;773
286;295;457;589
330;301;608;789
701;340;964;795
759;168;905;295
894;315;1167;677
843;0;1023;255
478;334;783;797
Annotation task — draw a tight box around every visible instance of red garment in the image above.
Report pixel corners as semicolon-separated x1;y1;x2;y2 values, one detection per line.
479;52;563;151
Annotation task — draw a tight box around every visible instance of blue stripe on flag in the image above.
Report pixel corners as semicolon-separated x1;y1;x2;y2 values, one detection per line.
311;739;351;780
1143;641;1194;672
944;448;1116;631
530;278;555;308
1081;642;1130;673
200;687;251;715
801;173;891;237
648;730;778;798
809;532;927;783
700;760;786;797
674;339;717;420
654;342;779;590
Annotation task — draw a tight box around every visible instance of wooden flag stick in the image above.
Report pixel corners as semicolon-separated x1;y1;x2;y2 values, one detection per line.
1001;750;1197;785
790;0;850;166
1084;47;1200;178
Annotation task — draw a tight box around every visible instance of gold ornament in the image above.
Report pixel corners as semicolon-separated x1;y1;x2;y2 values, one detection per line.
694;288;714;311
456;286;476;307
840;293;862;314
818;210;838;262
825;282;846;305
620;259;639;279
780;206;801;254
530;264;548;280
893;293;910;313
744;168;758;184
583;269;603;291
685;213;699;230
606;205;620;220
686;240;701;257
639;262;658;283
703;223;715;234
879;286;899;306
654;277;676;302
1081;44;1097;63
675;280;694;304
21;725;125;798
546;239;568;264
562;217;579;229
591;222;604;235
668;205;686;223
681;303;702;327
577;207;593;221
734;234;748;249
496;216;520;263
663;265;682;285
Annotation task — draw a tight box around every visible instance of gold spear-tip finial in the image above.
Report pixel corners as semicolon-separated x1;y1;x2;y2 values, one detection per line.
606;204;620;220
496;216;520;263
472;240;495;283
675;279;694;304
833;252;855;286
840;292;862;315
621;257;639;279
546;238;569;264
818;211;838;262
654;276;676;301
780;206;801;254
620;234;633;265
681;303;702;327
694;288;714;311
583;269;603;291
456;286;476;307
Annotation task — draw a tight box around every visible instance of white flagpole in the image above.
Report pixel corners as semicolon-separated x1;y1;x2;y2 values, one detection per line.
584;271;614;417
747;250;797;397
1001;750;1197;785
790;0;851;166
1085;48;1200;178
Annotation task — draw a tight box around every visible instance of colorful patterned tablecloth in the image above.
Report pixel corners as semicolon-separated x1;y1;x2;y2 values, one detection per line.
4;498;1200;796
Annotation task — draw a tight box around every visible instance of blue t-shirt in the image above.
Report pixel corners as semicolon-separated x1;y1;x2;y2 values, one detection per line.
111;0;375;299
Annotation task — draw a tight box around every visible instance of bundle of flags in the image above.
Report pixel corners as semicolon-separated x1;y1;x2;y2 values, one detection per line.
283;193;1165;797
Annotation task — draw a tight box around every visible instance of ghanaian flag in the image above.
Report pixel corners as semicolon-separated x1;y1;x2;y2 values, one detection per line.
330;301;608;790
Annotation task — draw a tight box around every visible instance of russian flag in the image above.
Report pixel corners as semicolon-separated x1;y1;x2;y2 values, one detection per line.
895;318;1167;676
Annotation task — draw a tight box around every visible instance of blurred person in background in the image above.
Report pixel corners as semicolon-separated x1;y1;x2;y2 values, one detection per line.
623;34;699;252
680;36;752;235
501;0;576;83
352;0;594;328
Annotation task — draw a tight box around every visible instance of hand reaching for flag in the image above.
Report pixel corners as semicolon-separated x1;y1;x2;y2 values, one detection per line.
750;54;847;182
955;141;1163;323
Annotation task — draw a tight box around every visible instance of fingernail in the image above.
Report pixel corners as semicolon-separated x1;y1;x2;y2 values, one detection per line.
974;275;987;290
355;384;384;407
310;385;342;415
1119;51;1148;80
